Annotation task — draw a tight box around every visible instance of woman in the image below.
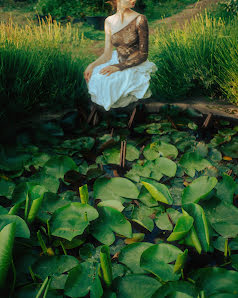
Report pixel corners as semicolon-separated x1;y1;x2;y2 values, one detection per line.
84;0;157;112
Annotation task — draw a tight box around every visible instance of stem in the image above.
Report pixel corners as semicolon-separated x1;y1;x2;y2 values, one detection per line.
36;276;49;298
37;230;48;256
46;219;51;242
60;241;67;255
100;245;112;288
43;276;52;298
24;193;30;221
29;265;37;283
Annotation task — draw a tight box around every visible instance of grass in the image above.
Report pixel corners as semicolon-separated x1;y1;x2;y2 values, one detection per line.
149;11;238;105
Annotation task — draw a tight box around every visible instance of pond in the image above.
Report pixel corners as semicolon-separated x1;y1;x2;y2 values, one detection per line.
0;103;238;297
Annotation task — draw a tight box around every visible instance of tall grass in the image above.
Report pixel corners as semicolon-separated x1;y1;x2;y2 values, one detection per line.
0;16;95;123
149;11;238;104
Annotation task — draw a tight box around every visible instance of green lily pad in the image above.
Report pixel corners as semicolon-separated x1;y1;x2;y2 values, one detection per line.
64;262;103;298
205;202;238;238
91;206;132;245
119;242;153;274
49;203;99;241
154;157;177;177
152;281;198;298
216;173;237;204
116;274;161;298
191;267;238;297
93;177;139;203
220;137;238;158
137;186;159;207
179;152;212;177
0;215;30;238
182;176;217;204
0;179;15;199
155;208;182;231
141;178;173;205
132;205;155;232
140;243;183;282
167;215;194;241
182;203;210;252
62;137;95;151
44;156;78;179
143;142;178;161
32;255;80;280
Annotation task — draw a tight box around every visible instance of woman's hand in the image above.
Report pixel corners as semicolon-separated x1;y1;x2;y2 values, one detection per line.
84;64;94;83
100;65;120;76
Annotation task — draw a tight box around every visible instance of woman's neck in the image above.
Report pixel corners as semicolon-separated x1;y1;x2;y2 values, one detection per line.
116;8;133;23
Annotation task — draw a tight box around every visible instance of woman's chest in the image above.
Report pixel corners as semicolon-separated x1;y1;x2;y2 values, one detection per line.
111;25;138;46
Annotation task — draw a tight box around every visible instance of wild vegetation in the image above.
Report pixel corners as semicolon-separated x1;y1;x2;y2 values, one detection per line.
0;1;238;297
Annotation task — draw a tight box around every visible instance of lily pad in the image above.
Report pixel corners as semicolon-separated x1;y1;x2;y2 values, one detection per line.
143;141;178;161
64;262;103;298
179;152;212;177
116;274;161;298
140;243;183;282
119;242;153;274
91;206;132;245
49;203;99;241
93;177;139;203
167;215;194;241
182;176;217;204
141;178;173;205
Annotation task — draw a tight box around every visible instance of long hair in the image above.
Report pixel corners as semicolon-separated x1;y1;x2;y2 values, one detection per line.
106;0;117;12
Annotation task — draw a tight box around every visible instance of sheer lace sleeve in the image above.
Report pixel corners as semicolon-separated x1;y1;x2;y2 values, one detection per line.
111;15;149;71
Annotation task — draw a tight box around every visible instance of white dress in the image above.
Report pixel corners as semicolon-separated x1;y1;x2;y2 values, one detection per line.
87;49;158;111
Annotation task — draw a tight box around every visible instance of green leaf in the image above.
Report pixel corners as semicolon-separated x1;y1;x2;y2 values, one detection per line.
37;192;76;223
62;137;95;151
119;242;153;274
44;156;78;179
154;157;177;177
116;274;161;298
0;179;15;199
93;177;139;203
132;205;155;232
0;215;30;238
179;152;211;177
174;249;188;273
141;178;173;205
152;281;198;298
0;222;16;288
91;206;132;245
143;142;178;161
49;203;99;241
140;244;183;282
137;186;159;207
182;203;210;252
167;215;194;241
205;202;238;238
191;267;238;297
97;200;124;212
220;137;238;158
32;255;80;280
216;174;237;204
64;262;103;298
182;176;217;204
155;208;182;231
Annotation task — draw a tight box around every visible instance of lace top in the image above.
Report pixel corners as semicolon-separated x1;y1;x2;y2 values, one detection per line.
110;14;149;71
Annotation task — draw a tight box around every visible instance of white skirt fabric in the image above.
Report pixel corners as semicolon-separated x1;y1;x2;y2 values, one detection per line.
87;50;158;111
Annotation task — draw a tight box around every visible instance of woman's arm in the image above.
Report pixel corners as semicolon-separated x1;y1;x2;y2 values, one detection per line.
90;17;114;68
111;15;149;71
